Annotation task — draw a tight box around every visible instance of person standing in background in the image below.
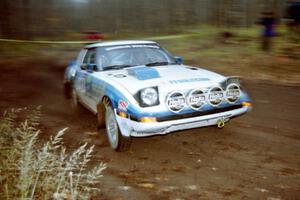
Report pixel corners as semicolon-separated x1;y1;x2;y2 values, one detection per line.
259;12;276;51
286;1;300;34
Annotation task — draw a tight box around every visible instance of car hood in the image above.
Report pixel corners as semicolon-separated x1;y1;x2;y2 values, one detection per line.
95;65;225;95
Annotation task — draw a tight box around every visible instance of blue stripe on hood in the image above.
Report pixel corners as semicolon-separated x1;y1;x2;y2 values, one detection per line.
127;67;160;80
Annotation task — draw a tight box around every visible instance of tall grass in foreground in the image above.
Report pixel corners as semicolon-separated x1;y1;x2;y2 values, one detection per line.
0;108;107;200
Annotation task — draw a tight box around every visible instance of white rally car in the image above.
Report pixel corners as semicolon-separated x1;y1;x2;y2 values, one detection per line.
64;40;252;151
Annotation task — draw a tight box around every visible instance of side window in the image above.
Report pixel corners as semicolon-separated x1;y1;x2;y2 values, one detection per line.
77;49;87;64
82;49;96;69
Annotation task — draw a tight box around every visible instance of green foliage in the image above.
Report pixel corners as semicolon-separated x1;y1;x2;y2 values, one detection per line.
0;108;107;200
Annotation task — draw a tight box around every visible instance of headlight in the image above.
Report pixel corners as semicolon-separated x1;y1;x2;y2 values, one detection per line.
70;68;76;78
140;87;158;106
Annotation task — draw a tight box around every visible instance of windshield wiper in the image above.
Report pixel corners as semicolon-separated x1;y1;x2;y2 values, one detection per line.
145;61;169;67
104;64;132;71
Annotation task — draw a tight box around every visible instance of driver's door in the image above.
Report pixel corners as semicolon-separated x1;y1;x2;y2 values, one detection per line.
74;48;97;112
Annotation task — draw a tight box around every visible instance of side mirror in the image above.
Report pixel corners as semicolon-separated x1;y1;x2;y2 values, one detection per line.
80;64;87;70
175;56;183;65
87;64;97;73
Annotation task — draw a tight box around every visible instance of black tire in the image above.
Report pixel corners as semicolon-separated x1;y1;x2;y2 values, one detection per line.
71;87;79;109
105;102;132;151
97;103;106;129
64;82;72;99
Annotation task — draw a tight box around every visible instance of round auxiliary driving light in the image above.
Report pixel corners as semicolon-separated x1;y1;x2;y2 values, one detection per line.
225;83;241;103
166;91;186;113
187;89;206;110
208;87;224;106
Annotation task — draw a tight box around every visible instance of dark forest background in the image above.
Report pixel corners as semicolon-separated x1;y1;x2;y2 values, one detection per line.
0;0;287;39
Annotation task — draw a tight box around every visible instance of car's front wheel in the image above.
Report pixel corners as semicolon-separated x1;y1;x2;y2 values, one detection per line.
105;102;132;151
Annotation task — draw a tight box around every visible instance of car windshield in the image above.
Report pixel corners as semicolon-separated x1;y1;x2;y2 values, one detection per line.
96;44;176;70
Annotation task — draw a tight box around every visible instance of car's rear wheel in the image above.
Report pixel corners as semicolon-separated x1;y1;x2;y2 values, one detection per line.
71;87;79;108
105;102;132;151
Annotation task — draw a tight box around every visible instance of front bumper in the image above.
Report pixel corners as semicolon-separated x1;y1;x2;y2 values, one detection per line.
116;105;251;137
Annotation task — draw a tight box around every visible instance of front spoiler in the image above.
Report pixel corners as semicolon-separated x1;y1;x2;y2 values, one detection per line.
116;106;251;137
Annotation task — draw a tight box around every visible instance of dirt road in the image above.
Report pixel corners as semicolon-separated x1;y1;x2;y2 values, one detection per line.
0;60;299;200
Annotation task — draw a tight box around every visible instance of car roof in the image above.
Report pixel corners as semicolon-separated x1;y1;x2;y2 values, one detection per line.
85;40;157;49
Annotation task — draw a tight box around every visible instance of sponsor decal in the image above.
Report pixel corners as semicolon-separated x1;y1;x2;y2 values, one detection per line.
86;76;92;91
131;44;159;48
86;76;92;83
118;100;129;111
106;45;131;51
106;44;159;51
77;77;86;92
169;78;210;84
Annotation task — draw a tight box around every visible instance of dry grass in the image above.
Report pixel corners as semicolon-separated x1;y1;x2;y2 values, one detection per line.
0;107;107;200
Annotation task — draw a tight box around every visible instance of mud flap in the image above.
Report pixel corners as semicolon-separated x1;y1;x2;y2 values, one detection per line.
114;109;132;137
